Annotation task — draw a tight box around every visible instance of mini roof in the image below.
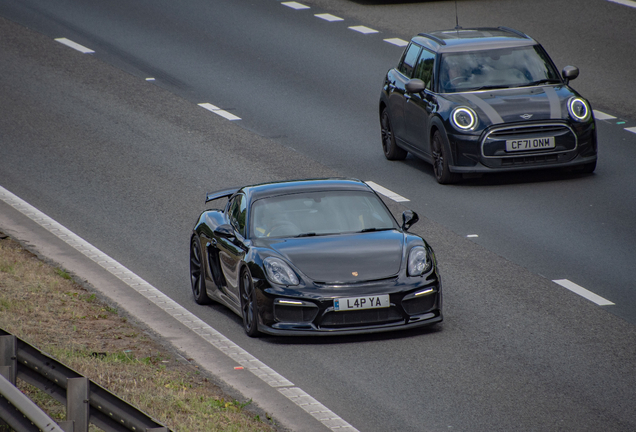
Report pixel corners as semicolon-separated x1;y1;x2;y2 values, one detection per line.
414;27;537;53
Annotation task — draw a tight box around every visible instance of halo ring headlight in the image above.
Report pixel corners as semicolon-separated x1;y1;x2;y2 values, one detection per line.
568;97;591;122
451;107;477;131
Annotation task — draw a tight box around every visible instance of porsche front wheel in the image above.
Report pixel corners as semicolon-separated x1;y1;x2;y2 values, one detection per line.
190;235;211;305
240;268;260;337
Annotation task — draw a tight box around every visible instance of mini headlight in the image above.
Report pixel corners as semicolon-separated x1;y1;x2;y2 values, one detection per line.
407;246;430;277
451;107;477;131
264;257;299;286
568;97;591;122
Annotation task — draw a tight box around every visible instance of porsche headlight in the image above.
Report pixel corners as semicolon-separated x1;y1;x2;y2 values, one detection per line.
568;97;591;122
407;246;430;277
264;257;299;286
451;107;477;131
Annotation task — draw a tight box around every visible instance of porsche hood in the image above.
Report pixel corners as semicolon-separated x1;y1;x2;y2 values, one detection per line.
262;231;404;284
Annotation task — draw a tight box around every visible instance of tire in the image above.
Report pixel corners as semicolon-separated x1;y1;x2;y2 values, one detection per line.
580;160;597;174
240;268;260;337
190;235;211;305
380;108;407;160
431;130;461;184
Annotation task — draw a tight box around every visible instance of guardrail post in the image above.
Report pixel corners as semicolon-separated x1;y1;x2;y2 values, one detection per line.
67;377;89;432
0;335;17;385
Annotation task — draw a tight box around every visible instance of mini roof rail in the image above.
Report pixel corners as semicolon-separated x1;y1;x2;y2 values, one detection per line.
498;26;530;39
417;33;446;45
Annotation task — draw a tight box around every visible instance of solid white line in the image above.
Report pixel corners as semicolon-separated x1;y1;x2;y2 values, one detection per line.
625;127;636;134
607;0;636;8
282;1;310;10
348;26;378;35
315;13;343;22
384;38;408;47
365;181;409;202
552;279;615;306
54;38;94;54
593;110;616;120
0;185;358;432
198;103;241;121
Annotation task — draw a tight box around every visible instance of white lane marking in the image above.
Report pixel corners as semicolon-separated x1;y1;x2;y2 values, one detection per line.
198;103;241;121
282;1;310;9
467;234;479;238
0;185;359;432
54;38;94;54
315;13;343;22
593;110;616;120
365;181;409;202
607;0;636;8
625;127;636;134
349;26;378;35
384;38;408;47
552;279;615;306
145;78;155;81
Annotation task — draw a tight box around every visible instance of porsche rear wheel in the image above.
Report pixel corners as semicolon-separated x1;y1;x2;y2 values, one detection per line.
240;268;260;337
381;108;407;160
432;130;461;184
190;235;211;305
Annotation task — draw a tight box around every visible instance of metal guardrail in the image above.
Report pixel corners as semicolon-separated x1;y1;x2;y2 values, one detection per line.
0;329;170;432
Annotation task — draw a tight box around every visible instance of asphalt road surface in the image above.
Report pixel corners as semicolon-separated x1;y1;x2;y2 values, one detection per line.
1;1;635;431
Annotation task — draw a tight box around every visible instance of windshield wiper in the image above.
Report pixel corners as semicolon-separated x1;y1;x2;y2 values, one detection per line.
358;227;394;233
471;85;512;91
527;78;561;86
295;232;317;238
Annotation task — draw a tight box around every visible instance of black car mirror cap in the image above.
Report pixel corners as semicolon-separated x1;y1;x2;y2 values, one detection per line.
402;210;420;231
405;79;426;94
562;66;579;85
214;224;236;239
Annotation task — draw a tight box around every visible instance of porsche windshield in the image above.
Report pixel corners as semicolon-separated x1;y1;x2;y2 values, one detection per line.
439;45;561;93
250;190;398;238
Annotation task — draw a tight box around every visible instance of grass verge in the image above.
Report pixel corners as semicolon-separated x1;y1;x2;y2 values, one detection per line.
0;232;277;431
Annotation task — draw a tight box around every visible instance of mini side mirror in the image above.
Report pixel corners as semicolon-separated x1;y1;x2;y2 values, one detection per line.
402;210;419;231
562;66;579;85
214;224;235;239
405;79;426;94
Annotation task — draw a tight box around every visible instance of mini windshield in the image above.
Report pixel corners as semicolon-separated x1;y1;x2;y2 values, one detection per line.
250;191;398;238
439;45;561;93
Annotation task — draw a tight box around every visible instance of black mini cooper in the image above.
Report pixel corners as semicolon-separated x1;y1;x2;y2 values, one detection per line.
379;27;598;184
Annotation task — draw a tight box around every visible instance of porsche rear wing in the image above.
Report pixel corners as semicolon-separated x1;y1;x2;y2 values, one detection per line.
205;188;239;203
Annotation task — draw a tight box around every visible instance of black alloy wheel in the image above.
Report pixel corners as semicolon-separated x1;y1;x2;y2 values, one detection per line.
431;130;461;184
190;235;211;305
381;109;407;160
240;268;260;337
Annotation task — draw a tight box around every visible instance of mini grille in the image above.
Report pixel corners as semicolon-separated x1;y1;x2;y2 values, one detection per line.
487;124;568;137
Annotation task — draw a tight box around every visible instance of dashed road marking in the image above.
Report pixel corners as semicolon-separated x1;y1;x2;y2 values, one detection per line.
593;110;616;120
349;26;378;35
384;38;408;47
198;103;241;121
0;185;359;432
625;127;636;134
365;181;409;202
315;13;343;22
607;0;636;8
54;38;94;54
282;1;310;10
467;234;479;238
553;279;615;306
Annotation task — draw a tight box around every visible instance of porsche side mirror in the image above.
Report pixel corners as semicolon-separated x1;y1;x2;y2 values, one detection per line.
405;79;425;94
214;224;235;239
562;66;579;85
402;210;419;231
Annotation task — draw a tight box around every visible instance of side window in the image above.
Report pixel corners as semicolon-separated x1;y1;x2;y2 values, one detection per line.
228;194;247;237
397;43;422;78
413;49;436;90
